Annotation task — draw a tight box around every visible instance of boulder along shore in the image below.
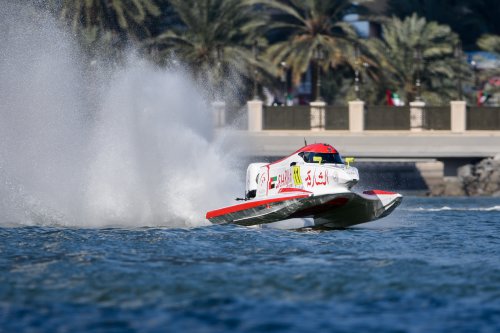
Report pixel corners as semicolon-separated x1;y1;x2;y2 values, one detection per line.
438;155;500;196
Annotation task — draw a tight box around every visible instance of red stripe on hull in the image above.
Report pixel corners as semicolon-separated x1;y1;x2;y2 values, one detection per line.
363;190;397;195
206;194;310;219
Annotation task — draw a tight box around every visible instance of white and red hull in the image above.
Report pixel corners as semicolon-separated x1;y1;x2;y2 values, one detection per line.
206;189;402;229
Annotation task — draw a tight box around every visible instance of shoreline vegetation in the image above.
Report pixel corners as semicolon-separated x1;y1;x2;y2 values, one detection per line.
14;0;500;107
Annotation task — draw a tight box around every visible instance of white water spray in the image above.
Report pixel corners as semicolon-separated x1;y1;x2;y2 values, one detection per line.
0;3;243;227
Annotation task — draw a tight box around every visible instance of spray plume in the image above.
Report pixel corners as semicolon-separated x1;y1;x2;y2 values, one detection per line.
0;2;243;228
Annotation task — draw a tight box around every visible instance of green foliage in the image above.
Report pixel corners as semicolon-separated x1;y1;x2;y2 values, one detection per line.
258;0;384;104
319;65;353;105
261;0;363;85
150;0;275;100
477;34;500;98
61;0;160;33
478;35;500;55
387;0;500;50
59;0;160;62
45;0;484;105
368;14;470;105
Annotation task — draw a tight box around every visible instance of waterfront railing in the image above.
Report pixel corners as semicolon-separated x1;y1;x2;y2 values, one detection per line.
242;101;500;132
216;101;500;132
467;107;500;130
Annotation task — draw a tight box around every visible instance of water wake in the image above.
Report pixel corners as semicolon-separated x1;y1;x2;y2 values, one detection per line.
406;206;500;212
0;3;243;228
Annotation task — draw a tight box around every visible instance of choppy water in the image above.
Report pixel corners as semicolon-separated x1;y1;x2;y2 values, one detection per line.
1;197;499;333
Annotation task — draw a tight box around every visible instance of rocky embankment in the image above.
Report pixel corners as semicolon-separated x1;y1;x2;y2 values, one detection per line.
441;155;500;196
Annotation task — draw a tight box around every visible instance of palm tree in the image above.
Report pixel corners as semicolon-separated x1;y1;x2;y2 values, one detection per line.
60;0;160;36
259;0;370;101
59;0;160;60
387;0;500;50
150;0;275;100
386;0;475;49
478;35;500;54
369;14;470;104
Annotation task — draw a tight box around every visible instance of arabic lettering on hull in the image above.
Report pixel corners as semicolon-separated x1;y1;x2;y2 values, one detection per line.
305;168;329;187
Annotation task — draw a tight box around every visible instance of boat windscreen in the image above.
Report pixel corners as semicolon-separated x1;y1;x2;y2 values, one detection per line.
299;152;344;164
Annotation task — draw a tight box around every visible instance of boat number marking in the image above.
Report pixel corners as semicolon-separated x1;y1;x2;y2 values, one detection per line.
292;166;302;185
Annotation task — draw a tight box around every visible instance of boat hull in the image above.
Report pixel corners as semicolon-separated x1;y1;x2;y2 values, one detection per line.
206;190;402;229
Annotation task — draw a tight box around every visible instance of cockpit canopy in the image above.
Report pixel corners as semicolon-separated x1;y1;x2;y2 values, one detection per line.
299;152;344;164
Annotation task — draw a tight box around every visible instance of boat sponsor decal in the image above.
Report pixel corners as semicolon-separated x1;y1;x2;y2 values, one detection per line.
278;169;291;188
259;173;268;187
305;169;329;187
269;169;292;190
292;166;302;185
315;169;328;186
305;170;312;186
258;170;268;196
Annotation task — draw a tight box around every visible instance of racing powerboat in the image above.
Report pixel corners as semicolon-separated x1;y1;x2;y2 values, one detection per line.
206;143;402;229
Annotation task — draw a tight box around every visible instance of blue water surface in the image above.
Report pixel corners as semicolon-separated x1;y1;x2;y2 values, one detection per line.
1;197;499;333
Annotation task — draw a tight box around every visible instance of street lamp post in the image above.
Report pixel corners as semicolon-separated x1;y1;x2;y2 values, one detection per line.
414;45;423;101
471;61;477;87
214;44;225;127
454;41;464;101
216;44;223;92
410;44;426;131
313;45;324;101
280;61;288;105
471;60;479;105
354;45;361;100
216;44;222;69
252;41;259;100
